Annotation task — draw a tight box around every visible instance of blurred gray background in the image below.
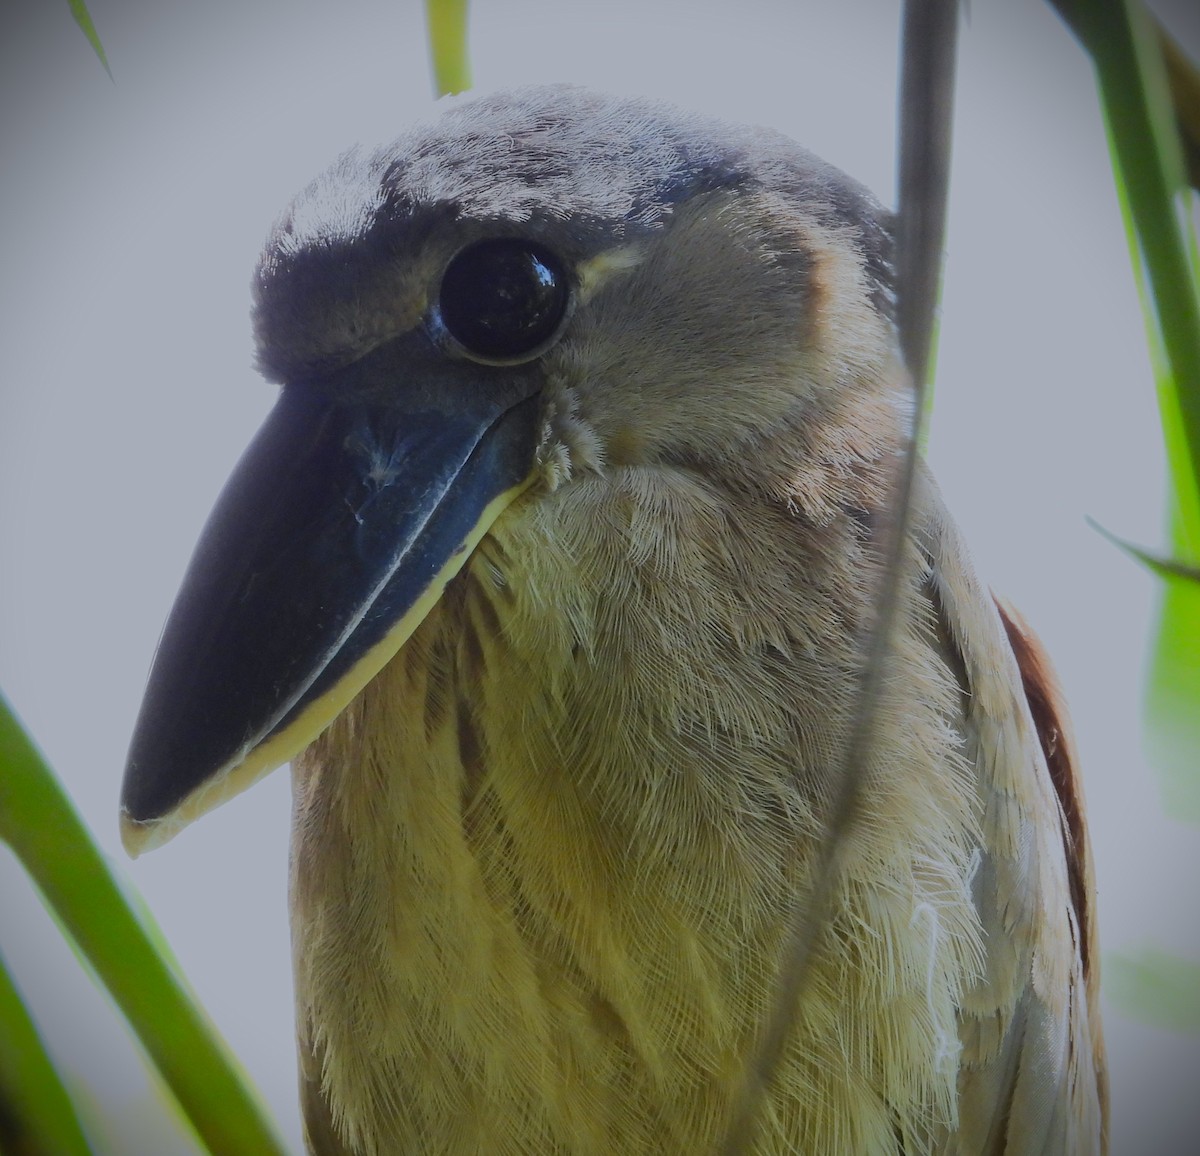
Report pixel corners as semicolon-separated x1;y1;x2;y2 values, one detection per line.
2;0;1198;1151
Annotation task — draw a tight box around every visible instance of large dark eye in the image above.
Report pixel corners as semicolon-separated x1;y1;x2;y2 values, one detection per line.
437;239;570;362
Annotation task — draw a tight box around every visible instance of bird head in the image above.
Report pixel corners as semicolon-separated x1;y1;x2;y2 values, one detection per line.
120;85;900;855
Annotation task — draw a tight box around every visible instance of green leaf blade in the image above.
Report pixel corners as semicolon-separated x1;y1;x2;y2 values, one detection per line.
0;693;289;1156
0;946;93;1156
1055;0;1200;822
424;0;471;96
66;0;113;81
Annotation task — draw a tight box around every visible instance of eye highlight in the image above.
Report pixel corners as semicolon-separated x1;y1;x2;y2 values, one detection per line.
436;239;571;363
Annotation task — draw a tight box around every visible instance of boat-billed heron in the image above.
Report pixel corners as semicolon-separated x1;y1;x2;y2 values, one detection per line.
121;86;1107;1154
